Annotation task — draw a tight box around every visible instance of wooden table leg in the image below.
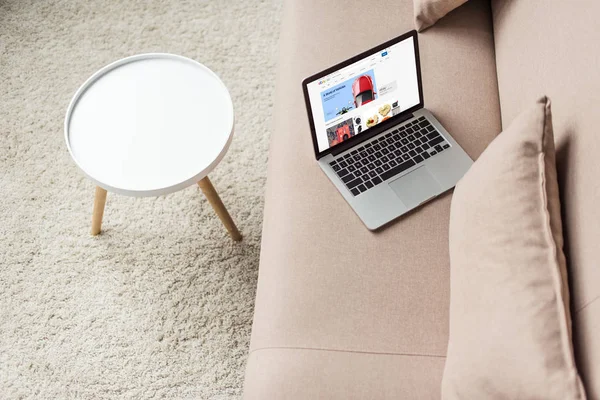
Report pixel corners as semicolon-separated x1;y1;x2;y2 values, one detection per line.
91;186;108;236
198;176;242;241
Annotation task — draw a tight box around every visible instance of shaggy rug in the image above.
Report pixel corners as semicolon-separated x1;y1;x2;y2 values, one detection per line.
0;0;282;398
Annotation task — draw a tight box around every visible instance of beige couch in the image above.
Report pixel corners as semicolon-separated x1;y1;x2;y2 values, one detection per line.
243;0;600;398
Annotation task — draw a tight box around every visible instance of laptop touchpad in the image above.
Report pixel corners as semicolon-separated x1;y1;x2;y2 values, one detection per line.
388;166;441;209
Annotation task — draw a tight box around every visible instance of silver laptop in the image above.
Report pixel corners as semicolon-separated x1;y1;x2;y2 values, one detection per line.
302;30;472;230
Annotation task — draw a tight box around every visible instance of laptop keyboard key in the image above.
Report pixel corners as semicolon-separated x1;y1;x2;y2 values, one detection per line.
338;168;349;177
332;164;341;171
339;161;348;168
341;173;355;183
429;136;444;147
368;170;377;178
365;181;374;189
375;167;384;174
360;166;369;173
414;155;424;164
408;150;417;157
407;143;416;150
374;160;382;167
400;146;408;152
357;184;367;192
346;177;362;189
426;132;439;141
351;188;360;196
435;144;444;152
381;156;389;163
372;176;382;185
367;148;375;154
389;159;397;167
443;144;450;149
382;163;391;171
380;159;416;181
402;154;410;161
423;152;431;159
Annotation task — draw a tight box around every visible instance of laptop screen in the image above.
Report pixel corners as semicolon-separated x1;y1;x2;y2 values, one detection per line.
305;34;421;153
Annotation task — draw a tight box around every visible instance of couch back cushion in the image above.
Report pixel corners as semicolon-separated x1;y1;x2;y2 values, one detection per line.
492;1;600;397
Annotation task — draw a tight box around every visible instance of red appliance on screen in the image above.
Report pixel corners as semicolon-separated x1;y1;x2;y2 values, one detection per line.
336;125;351;142
352;75;376;107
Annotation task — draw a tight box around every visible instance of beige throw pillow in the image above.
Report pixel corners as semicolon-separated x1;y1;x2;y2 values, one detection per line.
413;0;468;31
443;97;587;399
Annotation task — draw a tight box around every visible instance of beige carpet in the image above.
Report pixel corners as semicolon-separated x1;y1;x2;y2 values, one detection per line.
0;0;282;398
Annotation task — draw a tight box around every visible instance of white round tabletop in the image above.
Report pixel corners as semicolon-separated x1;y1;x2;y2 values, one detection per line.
65;53;234;197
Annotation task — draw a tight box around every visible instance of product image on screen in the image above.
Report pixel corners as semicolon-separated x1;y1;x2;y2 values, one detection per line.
326;117;356;147
320;70;378;122
306;35;420;153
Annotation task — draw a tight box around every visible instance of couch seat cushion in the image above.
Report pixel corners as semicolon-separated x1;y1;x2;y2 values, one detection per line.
244;0;501;397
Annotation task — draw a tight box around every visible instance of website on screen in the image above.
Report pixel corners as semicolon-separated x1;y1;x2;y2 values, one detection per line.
307;36;420;152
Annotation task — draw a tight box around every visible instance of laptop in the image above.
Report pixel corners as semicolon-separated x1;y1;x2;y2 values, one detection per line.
302;30;473;230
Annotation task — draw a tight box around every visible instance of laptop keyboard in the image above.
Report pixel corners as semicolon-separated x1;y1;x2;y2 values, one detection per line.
329;116;450;196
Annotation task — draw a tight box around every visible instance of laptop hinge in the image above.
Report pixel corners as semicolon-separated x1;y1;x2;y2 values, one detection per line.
330;112;414;157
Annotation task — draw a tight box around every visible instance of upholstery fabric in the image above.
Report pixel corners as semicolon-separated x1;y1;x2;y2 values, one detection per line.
413;0;468;31
243;0;501;397
443;97;586;399
244;349;445;400
492;1;600;396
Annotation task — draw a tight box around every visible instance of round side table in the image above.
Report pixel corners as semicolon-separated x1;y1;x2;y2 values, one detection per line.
65;53;242;241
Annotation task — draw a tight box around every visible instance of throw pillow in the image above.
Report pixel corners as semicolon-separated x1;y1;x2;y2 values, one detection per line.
414;0;468;31
443;97;587;399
